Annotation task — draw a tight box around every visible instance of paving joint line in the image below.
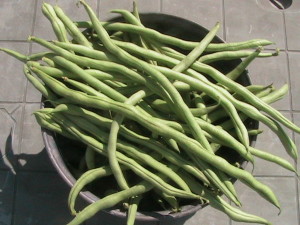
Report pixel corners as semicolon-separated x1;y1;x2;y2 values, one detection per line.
253;175;296;178
222;0;226;42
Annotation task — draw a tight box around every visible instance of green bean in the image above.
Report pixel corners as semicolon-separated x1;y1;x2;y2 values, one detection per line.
196;159;241;206
29;36;144;82
52;41;203;93
172;22;220;72
110;23;272;51
106;90;148;190
107;39;249;148
33;68;280;209
94;10;239;201
132;1;140;21
226;47;262;81
213;85;298;159
193;62;300;135
52;104;238;192
85;146;96;170
218;81;283;129
27;61;77;79
126;195;142;225
53;5;92;48
74;20;93;28
261;83;289;103
67;180;152;225
211;143;221;153
62;77;105;98
42;3;69;43
156;66;250;148
154;189;179;212
27;60;127;82
247;84;274;94
195;117;254;163
207;84;275;124
209;133;296;174
64;113;191;192
35;110;195;221
0;47;52;62
164;138;180;153
53;40;117;62
30;37;176;110
247;129;264;136
0;47;29;62
232;84;274;102
79;0;211;152
23;65;57;101
178;170;271;225
156;65;296;160
150;98;219;117
30;36;193;101
34;111;76;140
52;55;126;101
112;8;158;64
59;104;209;184
194;93;208;121
51;112;200;200
199;48;279;64
109;8;163;55
250;85;274;98
42;56;56;67
116;85;145;96
83;21;274;51
68;165;115;215
249;147;297;173
102;80;125;88
227;129;263;138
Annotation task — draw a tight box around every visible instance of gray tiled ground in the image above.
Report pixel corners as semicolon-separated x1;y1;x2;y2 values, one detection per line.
0;0;299;225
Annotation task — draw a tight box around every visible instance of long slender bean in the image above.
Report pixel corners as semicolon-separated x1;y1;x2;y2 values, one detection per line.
105;39;249;147
172;22;220;72
54;5;92;48
51;103;210;185
75;20;273;51
199;48;279;64
193;62;300;135
225;47;262;81
23;65;57;101
67;180;152;225
80;0;212;152
32;68;280;209
42;3;69;43
178;170;271;225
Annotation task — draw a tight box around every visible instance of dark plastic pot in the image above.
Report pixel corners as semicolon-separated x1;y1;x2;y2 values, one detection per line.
42;13;259;225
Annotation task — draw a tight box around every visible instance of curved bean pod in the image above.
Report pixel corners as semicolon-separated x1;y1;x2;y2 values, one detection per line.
225;47;262;81
80;0;212;151
67;180;152;225
178;170;271;225
194;62;300;135
100;22;273;51
65;113;191;192
33;69;280;210
53;5;92;48
68;166;115;215
199;48;279;64
53;103;210;184
42;3;69;43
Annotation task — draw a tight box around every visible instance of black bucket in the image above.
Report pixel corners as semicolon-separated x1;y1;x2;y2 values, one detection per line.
42;13;258;225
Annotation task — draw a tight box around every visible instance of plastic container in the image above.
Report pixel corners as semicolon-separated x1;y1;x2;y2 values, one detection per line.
42;13;258;225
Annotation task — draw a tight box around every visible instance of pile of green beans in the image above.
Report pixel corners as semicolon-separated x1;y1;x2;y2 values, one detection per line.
1;1;299;225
